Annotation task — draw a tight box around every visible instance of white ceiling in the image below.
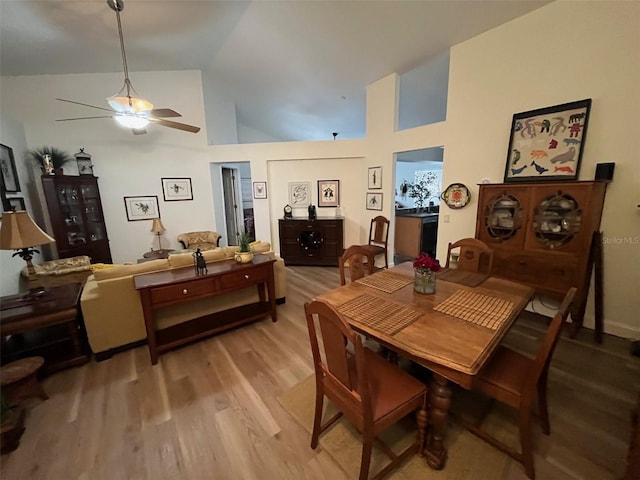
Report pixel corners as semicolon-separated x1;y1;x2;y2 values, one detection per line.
0;0;549;142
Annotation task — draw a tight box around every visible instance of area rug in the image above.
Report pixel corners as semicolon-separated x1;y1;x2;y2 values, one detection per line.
278;375;514;480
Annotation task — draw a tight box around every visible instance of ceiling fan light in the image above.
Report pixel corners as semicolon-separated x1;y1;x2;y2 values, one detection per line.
106;95;154;113
114;114;150;129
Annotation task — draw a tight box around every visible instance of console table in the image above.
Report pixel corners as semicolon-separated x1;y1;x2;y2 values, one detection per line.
134;254;277;364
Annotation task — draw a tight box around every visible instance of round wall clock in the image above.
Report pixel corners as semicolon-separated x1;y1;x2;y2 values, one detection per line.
441;183;471;209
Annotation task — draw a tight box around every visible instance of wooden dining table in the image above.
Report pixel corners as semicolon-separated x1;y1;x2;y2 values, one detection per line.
314;262;534;470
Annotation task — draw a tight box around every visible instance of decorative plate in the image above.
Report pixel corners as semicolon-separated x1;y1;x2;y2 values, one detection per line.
441;183;471;209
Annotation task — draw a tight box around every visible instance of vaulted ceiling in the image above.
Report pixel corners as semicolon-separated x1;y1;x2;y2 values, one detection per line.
1;1;549;142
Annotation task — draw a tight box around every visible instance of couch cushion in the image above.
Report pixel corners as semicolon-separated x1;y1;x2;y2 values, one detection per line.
250;241;272;254
168;249;227;268
93;259;169;281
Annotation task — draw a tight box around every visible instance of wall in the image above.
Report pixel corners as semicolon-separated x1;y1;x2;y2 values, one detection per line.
442;1;640;338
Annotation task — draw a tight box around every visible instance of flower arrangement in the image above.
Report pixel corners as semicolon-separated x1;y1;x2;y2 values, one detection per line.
413;252;441;274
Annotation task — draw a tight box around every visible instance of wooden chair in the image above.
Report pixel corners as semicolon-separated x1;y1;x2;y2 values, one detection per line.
360;216;390;269
339;245;376;286
445;237;494;274
305;300;428;480
464;287;577;479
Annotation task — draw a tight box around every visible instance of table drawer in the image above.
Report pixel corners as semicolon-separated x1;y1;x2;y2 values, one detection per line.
151;278;215;304
219;268;267;290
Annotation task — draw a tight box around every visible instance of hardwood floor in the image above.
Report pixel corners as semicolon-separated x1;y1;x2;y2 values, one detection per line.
1;266;638;479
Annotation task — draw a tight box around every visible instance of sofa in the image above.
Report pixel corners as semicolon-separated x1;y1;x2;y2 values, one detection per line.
80;242;286;359
20;255;93;290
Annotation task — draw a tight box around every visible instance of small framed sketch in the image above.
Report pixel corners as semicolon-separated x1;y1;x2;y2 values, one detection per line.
161;177;193;201
0;144;20;193
253;181;267;199
124;195;160;221
7;197;26;211
366;192;383;211
317;180;339;207
288;181;311;207
368;166;382;189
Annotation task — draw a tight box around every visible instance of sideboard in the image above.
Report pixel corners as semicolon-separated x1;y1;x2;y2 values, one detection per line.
278;217;344;266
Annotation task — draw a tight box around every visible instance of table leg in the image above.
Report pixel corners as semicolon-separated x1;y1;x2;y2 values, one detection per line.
416;405;428;455
424;373;451;469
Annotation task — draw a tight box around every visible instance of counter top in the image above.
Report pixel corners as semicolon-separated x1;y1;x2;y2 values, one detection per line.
395;211;439;220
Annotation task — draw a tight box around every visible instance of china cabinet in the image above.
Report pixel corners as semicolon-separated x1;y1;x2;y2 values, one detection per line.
278;217;343;266
41;174;112;263
475;181;607;338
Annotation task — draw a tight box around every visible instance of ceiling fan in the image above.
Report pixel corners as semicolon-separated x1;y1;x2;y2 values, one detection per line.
56;0;200;135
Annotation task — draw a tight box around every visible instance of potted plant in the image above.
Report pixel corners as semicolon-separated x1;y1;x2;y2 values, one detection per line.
0;392;25;454
27;146;72;174
234;230;254;264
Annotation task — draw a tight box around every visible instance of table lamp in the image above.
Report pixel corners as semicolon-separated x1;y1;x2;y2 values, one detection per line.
0;210;55;287
150;217;166;251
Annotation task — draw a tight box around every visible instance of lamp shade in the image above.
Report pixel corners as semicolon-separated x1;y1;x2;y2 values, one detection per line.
150;218;166;234
0;211;55;250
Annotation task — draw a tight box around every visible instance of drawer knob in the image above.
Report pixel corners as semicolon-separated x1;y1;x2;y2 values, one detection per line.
244;274;250;279
183;289;188;295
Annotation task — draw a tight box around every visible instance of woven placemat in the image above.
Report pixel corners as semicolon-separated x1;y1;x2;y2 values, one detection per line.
337;294;423;335
354;270;413;293
433;290;514;330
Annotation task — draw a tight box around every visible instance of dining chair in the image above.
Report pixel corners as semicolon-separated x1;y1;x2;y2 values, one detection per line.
445;237;494;274
464;287;577;479
304;300;428;480
360;216;390;269
339;245;376;286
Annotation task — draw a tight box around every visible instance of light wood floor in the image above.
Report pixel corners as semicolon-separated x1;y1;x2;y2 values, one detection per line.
1;266;638;479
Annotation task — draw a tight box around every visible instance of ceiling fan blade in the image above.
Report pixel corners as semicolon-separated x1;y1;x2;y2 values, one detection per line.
56;116;114;121
150;108;181;118
56;98;114;113
148;117;200;134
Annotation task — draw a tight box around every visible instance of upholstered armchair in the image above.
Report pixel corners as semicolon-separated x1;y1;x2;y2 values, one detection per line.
177;231;222;251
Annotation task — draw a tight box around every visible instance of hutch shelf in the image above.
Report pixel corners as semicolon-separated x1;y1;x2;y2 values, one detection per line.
41;174;112;264
475;181;607;340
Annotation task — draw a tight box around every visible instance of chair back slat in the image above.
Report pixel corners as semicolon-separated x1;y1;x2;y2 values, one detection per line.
369;216;390;247
339;245;375;285
446;238;494;274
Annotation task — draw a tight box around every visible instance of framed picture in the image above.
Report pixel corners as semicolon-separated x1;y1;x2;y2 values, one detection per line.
288;181;311;207
124;195;160;221
0;144;20;193
366;192;383;211
253;181;267;199
161;177;193;201
368;166;382;189
504;99;592;182
7;197;26;211
317;180;339;207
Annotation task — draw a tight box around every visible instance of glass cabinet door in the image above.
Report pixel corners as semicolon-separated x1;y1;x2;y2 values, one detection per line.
477;186;529;247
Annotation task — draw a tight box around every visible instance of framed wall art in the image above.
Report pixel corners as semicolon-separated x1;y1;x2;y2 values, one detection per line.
504;98;592;182
161;177;193;201
124;195;160;221
288;181;311;207
253;181;267;199
7;197;26;211
0;144;20;193
368;166;382;189
366;192;383;211
317;180;339;207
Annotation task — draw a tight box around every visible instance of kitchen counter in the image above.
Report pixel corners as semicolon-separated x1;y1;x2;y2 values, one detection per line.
395;211;439;259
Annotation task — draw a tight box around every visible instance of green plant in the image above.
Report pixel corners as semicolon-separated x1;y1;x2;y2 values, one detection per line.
238;230;253;252
26;146;73;169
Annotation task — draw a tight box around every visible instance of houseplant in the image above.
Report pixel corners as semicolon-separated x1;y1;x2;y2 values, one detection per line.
234;230;254;264
27;146;72;174
412;252;441;294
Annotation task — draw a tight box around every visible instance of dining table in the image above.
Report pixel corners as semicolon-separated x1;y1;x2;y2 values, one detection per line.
314;262;534;470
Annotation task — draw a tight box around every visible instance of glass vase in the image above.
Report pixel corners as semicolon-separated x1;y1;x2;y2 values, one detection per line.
414;269;436;294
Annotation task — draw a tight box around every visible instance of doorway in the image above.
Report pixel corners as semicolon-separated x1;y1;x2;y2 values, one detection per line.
221;163;254;246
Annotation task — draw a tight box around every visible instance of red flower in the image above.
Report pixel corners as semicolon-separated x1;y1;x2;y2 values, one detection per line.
413;252;441;273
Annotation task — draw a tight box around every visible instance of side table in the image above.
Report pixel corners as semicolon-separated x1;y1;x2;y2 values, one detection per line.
142;249;176;260
0;283;90;374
